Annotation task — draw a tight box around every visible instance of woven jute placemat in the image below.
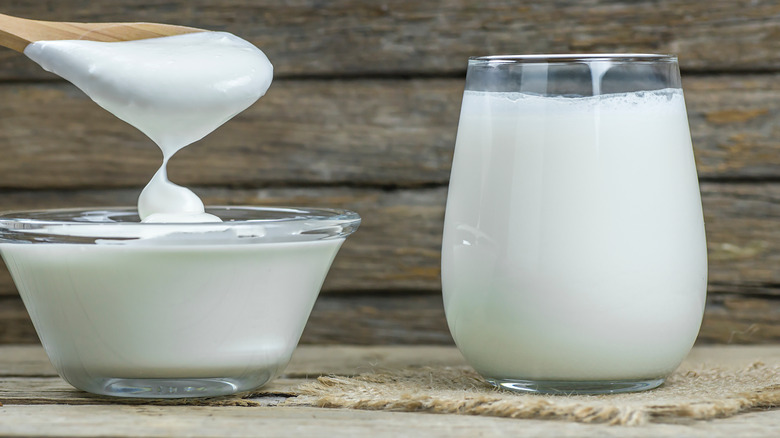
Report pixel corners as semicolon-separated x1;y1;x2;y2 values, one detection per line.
280;362;780;426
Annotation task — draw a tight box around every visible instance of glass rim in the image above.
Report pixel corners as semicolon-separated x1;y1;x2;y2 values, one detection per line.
469;54;677;64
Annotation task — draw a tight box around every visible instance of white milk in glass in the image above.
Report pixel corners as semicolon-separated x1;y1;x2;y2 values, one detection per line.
442;88;707;381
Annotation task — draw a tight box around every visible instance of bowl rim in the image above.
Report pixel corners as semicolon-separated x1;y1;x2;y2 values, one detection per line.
0;206;361;245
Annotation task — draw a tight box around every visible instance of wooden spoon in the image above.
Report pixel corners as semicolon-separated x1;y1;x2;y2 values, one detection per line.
0;13;204;53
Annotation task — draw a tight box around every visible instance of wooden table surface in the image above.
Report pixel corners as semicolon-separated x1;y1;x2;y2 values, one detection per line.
1;344;779;437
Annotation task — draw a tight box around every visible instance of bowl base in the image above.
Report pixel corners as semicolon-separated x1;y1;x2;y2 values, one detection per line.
89;375;271;398
484;377;665;395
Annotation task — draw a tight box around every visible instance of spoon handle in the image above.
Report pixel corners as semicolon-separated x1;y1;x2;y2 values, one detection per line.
0;13;202;53
0;13;41;52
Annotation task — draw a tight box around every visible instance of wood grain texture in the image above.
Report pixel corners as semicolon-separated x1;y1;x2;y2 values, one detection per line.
686;75;780;179
0;186;447;294
0;80;460;189
0;13;203;53
0;376;303;405
0;344;467;379
3;346;780;437
7;343;780;378
0;298;36;344
0;182;778;296
0;344;54;377
702;183;780;294
3;390;780;437
0;75;779;190
2;182;776;343
0;0;779;80
700;294;780;343
0;0;777;348
3;292;780;345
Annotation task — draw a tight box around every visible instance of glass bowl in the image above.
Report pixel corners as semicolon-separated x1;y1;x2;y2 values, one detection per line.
0;206;360;398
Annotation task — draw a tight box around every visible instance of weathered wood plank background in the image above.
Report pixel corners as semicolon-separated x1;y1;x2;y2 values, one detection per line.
1;0;779;344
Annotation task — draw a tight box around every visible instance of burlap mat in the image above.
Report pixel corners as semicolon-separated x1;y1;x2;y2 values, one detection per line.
281;362;780;426
70;360;779;426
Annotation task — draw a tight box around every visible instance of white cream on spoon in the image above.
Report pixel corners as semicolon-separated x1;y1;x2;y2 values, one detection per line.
23;32;273;223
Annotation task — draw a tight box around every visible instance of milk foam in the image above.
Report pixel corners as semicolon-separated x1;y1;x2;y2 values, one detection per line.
24;32;273;223
460;88;684;114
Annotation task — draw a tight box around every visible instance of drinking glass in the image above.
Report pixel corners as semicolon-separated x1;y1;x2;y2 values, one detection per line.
441;54;707;394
